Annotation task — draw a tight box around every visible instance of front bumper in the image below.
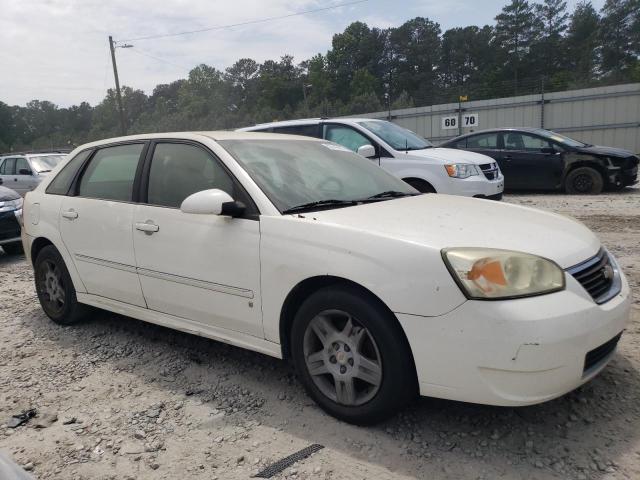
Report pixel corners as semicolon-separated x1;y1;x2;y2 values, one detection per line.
397;267;631;406
0;210;21;245
446;173;504;198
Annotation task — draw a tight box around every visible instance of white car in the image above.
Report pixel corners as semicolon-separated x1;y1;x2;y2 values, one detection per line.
0;152;68;196
238;118;504;199
22;132;630;424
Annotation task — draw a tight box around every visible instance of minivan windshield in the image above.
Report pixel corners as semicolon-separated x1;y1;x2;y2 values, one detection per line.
219;139;417;213
535;129;588;148
358;120;433;151
29;154;66;173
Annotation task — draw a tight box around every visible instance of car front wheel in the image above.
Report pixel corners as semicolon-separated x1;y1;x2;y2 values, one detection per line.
34;245;88;325
291;285;417;424
565;167;603;194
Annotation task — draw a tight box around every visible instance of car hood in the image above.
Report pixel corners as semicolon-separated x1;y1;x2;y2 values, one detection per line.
402;147;494;165
308;195;599;269
577;144;637;159
0;186;20;202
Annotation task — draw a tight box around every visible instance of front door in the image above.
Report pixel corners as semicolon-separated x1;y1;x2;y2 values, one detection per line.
132;141;263;337
59;142;147;307
14;157;39;195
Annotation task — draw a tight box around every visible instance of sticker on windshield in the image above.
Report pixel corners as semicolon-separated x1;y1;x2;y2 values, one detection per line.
321;143;351;152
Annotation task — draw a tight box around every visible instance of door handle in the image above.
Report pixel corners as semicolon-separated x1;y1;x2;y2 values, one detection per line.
503;154;513;160
62;209;78;220
135;221;159;235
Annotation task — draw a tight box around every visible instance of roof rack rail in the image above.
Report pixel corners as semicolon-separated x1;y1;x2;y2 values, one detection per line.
0;148;72;156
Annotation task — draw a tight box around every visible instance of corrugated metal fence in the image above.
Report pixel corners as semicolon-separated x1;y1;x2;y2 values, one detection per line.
356;83;640;153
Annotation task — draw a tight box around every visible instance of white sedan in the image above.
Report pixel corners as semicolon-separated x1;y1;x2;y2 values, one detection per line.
21;132;631;424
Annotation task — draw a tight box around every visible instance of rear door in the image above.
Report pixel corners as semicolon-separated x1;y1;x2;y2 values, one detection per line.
501;132;563;189
59;142;147;307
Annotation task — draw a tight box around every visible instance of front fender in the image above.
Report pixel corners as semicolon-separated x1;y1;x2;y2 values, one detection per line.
259;215;467;343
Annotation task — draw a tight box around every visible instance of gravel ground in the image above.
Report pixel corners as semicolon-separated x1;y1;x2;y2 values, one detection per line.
1;188;639;480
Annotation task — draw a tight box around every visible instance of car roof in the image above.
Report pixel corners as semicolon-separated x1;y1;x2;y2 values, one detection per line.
72;131;327;150
238;117;384;131
444;127;546;141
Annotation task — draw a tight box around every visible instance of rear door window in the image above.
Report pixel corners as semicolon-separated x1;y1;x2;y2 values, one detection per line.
1;158;16;175
78;144;144;202
46;150;93;195
467;133;499;149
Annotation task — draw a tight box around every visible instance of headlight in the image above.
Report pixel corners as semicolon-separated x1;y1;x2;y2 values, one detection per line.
444;164;480;179
442;248;565;299
0;198;23;213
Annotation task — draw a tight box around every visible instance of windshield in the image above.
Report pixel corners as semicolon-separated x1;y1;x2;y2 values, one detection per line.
29;154;66;172
536;129;587;148
358;120;433;151
219;139;416;213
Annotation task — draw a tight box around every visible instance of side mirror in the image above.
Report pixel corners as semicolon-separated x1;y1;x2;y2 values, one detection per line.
540;147;557;155
19;169;32;175
180;189;246;218
357;144;376;159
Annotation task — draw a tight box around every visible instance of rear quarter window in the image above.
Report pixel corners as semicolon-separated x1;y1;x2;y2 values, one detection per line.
46;150;93;195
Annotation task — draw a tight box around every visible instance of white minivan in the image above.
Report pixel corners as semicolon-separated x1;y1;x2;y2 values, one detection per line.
239;118;504;198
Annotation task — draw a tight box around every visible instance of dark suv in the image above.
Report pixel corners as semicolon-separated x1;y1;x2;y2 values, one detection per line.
441;128;639;194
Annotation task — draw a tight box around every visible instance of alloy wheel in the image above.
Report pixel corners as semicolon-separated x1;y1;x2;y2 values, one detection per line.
573;173;594;193
303;309;382;406
38;260;66;315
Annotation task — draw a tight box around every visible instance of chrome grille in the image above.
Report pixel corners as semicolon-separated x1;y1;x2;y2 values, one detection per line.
567;249;620;304
479;162;499;180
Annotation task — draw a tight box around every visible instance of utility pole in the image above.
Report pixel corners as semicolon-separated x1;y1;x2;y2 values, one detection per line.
109;35;128;136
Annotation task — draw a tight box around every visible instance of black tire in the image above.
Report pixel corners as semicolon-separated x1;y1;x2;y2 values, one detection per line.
291;285;417;425
565;167;604;194
2;242;23;255
34;245;88;325
404;178;436;193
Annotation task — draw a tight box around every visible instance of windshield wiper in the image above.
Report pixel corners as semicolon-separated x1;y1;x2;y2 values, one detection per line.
364;191;419;200
282;199;358;214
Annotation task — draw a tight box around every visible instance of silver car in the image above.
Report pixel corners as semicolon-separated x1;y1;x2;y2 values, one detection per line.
0;153;67;196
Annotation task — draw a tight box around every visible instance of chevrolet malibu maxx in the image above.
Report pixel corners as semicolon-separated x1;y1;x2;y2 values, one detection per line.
21;132;630;424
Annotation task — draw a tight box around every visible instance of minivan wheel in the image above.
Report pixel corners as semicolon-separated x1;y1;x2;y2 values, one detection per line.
2;242;23;255
34;245;88;325
291;286;417;425
565;167;603;194
404;178;436;193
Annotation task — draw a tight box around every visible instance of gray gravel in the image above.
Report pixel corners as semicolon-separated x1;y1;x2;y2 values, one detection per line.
0;187;639;479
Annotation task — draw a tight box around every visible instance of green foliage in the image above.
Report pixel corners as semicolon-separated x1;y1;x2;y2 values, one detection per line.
1;0;639;152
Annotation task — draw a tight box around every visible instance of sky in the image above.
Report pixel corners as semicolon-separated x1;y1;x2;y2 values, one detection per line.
0;0;605;108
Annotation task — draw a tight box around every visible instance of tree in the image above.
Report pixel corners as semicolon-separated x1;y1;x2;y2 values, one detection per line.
531;0;569;79
566;1;601;84
494;0;541;94
387;17;442;105
600;0;639;78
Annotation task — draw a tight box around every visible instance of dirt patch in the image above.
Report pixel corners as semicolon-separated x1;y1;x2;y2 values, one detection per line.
0;188;639;480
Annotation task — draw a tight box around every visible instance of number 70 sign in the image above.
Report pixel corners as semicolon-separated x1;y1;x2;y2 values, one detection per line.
441;114;479;130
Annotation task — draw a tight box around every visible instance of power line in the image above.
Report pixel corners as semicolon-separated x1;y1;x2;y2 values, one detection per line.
126;47;191;71
118;0;368;42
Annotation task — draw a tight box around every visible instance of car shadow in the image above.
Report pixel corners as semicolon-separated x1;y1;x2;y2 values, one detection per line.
18;303;640;480
0;249;26;266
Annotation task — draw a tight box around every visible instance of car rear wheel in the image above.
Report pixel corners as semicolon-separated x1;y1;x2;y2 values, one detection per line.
565;167;603;194
404;178;436;193
2;242;23;255
291;285;417;424
34;245;88;325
